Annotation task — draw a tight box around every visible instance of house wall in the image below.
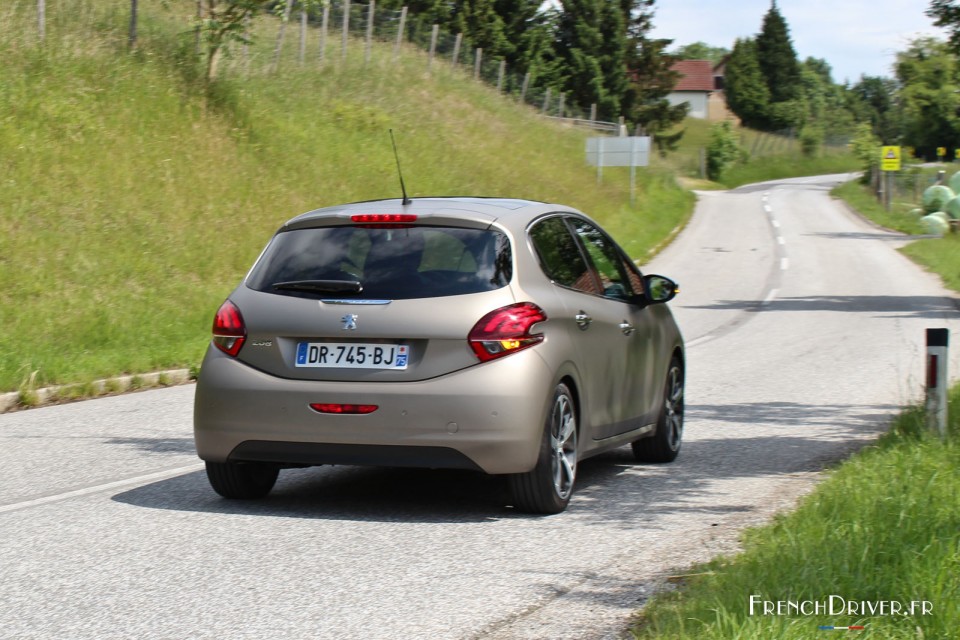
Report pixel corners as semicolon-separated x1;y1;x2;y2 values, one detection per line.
667;92;709;119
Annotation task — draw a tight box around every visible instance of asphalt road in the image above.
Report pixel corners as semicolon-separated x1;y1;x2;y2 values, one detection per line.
3;174;959;639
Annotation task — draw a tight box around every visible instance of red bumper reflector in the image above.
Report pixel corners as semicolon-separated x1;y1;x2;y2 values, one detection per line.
310;403;379;415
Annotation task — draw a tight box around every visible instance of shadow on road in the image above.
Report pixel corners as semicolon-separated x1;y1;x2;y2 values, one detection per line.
111;399;897;526
684;294;960;319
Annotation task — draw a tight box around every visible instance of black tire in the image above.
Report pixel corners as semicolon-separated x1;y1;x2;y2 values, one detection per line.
632;357;684;463
509;383;578;514
205;461;279;499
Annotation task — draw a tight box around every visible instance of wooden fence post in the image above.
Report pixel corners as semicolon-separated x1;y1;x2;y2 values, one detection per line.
364;1;375;65
542;88;551;113
319;4;329;65
341;0;350;64
428;24;439;71
474;47;482;80
394;6;407;61
129;0;138;48
271;0;295;73
451;33;462;66
299;7;307;66
520;72;530;102
497;60;506;92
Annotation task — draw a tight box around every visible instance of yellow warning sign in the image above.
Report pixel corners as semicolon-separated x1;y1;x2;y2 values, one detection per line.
881;146;901;172
938;146;947;158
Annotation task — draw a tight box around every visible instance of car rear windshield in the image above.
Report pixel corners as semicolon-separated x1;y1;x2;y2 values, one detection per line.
246;225;513;300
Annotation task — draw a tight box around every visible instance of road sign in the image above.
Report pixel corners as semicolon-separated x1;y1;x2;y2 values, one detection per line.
881;146;901;172
585;136;651;167
938;146;947;159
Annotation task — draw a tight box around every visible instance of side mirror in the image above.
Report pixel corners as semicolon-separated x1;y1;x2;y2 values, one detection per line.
644;275;679;304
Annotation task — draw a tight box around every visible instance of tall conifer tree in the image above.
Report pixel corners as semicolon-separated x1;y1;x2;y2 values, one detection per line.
755;1;802;103
724;38;771;129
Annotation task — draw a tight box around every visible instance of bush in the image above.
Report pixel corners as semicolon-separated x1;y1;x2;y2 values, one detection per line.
850;122;881;184
799;126;823;157
706;121;741;181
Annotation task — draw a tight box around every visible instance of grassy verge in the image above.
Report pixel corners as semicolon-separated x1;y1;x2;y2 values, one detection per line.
833;171;960;290
630;393;960;639
831;180;925;235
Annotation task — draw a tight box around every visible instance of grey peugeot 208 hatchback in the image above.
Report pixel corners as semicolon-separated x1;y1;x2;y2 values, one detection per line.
194;197;684;514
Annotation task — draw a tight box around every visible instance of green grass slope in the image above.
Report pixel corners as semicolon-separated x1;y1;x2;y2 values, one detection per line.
0;0;693;392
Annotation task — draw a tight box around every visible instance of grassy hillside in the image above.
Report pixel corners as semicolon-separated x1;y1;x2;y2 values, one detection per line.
0;0;694;392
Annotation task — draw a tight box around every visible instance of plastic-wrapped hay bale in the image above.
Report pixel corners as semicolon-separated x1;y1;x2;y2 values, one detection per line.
931;211;951;224
921;213;950;236
945;196;960;220
923;185;955;213
949;171;960;194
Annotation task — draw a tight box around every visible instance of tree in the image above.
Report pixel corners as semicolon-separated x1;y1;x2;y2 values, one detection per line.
798;58;856;141
928;0;960;54
450;0;510;62
895;37;960;158
672;41;729;65
755;1;802;104
193;0;273;81
621;0;687;152
849;75;901;143
552;0;628;119
724;38;770;129
753;1;805;130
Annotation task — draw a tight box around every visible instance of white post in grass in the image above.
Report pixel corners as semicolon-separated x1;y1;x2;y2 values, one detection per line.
926;328;949;439
497;60;505;92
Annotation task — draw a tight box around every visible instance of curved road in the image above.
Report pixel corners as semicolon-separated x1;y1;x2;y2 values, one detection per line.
2;174;959;639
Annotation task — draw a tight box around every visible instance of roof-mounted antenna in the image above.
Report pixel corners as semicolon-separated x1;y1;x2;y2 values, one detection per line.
389;129;412;206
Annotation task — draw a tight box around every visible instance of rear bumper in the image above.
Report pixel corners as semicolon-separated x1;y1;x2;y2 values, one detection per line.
193;347;555;475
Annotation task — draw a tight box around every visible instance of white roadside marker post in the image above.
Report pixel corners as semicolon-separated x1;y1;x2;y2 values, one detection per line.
926;328;949;439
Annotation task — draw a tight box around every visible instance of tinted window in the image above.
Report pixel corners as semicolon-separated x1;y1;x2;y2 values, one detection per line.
528;217;600;294
569;220;636;301
247;225;512;299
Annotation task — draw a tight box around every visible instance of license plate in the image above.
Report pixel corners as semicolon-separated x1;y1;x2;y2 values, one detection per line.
295;342;409;369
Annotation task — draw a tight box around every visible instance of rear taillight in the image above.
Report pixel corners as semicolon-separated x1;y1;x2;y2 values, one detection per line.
468;302;547;362
212;301;246;357
310;403;379;415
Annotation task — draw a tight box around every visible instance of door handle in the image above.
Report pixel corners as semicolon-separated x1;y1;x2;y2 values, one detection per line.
619;321;635;336
575;312;592;330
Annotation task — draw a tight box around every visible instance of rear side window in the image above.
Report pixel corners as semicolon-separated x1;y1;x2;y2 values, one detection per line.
528;217;600;294
247;225;512;300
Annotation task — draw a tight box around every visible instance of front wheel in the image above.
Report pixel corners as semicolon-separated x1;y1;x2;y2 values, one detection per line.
632;357;684;463
509;383;578;514
205;461;279;499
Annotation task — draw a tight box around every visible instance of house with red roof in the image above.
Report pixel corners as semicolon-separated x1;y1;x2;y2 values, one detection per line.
667;59;734;121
